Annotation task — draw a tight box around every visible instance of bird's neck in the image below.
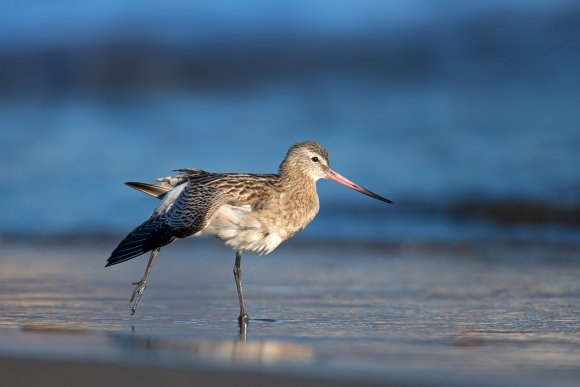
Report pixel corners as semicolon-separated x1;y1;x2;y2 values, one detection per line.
277;170;320;236
279;168;316;190
279;170;319;209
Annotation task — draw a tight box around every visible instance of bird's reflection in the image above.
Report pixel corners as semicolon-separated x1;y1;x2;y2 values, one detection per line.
113;321;312;363
238;321;247;341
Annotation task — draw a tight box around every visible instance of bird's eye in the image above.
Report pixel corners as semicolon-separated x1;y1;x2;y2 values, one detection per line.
311;156;319;162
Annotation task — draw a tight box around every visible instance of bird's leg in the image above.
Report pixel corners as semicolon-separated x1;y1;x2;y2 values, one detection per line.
130;248;159;315
233;251;249;325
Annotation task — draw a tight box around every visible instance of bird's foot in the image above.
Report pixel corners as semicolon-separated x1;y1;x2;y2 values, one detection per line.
238;313;249;326
130;280;147;315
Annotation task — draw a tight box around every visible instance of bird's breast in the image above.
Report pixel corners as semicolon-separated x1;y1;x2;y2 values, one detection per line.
198;190;319;255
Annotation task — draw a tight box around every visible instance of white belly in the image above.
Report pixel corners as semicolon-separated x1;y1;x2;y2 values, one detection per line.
196;203;283;255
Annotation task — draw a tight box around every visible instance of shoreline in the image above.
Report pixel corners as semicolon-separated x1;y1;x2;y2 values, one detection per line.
2;233;579;255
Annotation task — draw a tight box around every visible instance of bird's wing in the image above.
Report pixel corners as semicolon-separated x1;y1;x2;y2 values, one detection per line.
109;176;231;266
124;168;215;199
162;173;281;235
155;168;214;187
108;169;236;266
126;170;280;228
106;214;174;266
204;173;279;208
164;178;230;236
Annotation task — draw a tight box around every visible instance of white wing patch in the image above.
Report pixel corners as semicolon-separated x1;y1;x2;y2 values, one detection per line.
152;183;187;217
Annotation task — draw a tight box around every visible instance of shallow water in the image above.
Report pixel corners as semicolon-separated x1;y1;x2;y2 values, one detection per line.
1;241;578;385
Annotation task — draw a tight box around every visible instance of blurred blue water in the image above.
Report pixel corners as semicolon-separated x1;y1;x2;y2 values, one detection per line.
0;1;579;244
1;79;578;243
0;1;571;48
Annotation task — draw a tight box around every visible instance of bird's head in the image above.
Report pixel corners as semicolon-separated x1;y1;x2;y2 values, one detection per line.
280;141;330;181
280;141;393;204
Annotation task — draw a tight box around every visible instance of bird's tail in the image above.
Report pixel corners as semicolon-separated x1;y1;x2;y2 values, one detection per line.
125;182;170;199
106;215;174;267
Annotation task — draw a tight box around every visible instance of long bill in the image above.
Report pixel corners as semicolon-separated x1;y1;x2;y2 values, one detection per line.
326;168;393;204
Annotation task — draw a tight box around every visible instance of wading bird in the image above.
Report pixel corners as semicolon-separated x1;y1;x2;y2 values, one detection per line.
107;141;392;324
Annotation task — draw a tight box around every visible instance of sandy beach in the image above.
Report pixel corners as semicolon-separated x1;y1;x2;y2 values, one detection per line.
1;239;578;386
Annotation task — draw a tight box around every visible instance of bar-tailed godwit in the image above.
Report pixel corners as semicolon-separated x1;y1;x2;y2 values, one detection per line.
107;141;392;323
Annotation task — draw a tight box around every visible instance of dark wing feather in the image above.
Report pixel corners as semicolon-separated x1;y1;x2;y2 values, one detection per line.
106;215;175;266
106;178;229;267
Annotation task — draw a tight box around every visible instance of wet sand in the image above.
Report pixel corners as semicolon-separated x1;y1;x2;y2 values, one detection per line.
0;239;579;386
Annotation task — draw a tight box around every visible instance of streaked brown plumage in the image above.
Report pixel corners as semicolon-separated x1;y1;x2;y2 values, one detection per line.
107;141;392;324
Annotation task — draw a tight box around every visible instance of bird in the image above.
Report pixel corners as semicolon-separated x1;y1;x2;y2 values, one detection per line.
106;141;392;324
